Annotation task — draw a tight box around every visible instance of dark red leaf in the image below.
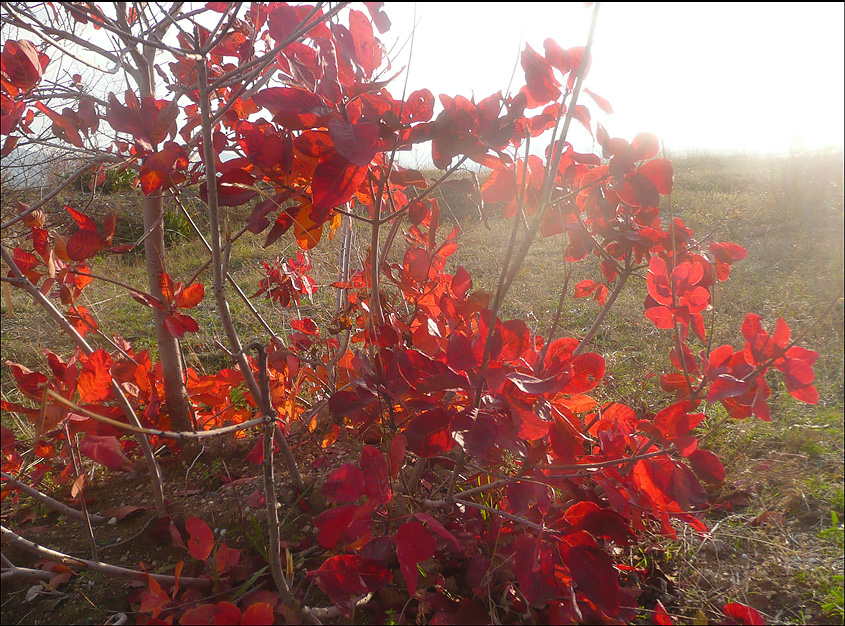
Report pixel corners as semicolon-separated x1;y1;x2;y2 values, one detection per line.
328;119;380;166
313;503;372;549
252;87;335;130
163;312;199;338
688;449;725;484
1;40;49;96
311;151;368;218
396;521;435;594
360;446;391;504
513;535;558;609
403;409;454;458
322;463;365;503
564;542;620;616
564;501;634;545
310;555;391;617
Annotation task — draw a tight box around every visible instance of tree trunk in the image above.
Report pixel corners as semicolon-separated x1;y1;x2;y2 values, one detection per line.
142;190;193;435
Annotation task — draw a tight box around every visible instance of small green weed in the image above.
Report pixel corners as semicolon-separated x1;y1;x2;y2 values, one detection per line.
821;574;844;621
819;511;844;549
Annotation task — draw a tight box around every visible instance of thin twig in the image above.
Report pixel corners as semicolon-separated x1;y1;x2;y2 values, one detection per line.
0;526;213;589
0;471;107;524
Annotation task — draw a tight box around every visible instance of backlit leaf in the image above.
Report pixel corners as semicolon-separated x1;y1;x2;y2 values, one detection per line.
77;349;112;402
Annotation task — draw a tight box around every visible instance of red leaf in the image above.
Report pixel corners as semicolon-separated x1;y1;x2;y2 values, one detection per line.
66;229;104;261
106;92;177;146
688;449;725;484
654;600;674;625
400;89;434;124
310;555;391;617
212;601;241;625
349;9;378;77
403;409;454;458
543;38;572;75
185;516;214;561
723;603;765;625
311;151;368;217
520;44;560;109
707;374;748;402
411;512;460;549
403;247;430;283
638;158;674;195
34;102;83;148
175;283;204;309
1;40;49;96
360;446;391;505
584;88;613;114
328;119;380;166
322;463;366;503
314;503;358;549
631;132;659;160
564;542;620;616
77;349;112;402
252;87;334;130
140;144;188;195
66;306;98;338
78;435;133;473
645;305;675;329
499;319;530;362
291;317;319;335
200;168;257;207
559;352;605;394
5;362;47;401
163;312;199;338
396;521;435;595
451;266;472;299
654;401;705;439
240;602;274;625
513;535;558;609
564;501;634;545
179;604;217;625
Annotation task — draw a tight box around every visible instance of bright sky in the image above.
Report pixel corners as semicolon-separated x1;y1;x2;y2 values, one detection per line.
382;2;845;161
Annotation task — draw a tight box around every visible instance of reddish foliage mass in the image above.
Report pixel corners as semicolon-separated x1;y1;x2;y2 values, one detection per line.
0;3;820;625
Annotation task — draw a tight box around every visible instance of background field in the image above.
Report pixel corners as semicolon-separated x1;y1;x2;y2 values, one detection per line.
1;149;843;624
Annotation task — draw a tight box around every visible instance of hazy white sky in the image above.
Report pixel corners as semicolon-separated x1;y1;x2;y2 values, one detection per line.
381;2;845;160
